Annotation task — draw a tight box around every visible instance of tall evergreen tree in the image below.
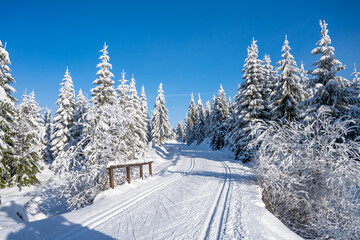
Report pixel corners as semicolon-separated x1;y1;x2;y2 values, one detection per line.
116;69;129;110
51;67;75;165
204;100;211;136
227;39;269;162
185;94;196;145
299;62;313;97
352;63;360;83
43;109;53;163
70;89;89;148
263;54;277;101
140;85;151;142
209;85;229;150
175;121;183;142
300;20;357;122
182;114;188;143
151;83;171;146
194;94;206;144
91;43;116;107
14;91;43;191
0;41;17;187
271;36;307;122
127;75;147;158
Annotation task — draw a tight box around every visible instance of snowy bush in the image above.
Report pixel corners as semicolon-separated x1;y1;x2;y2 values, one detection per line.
252;112;360;239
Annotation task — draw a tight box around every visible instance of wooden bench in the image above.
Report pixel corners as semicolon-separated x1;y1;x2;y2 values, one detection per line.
107;161;153;189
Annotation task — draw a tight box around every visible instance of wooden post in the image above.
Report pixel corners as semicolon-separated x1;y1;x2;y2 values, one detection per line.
109;167;114;189
149;162;153;177
139;164;143;180
126;166;131;184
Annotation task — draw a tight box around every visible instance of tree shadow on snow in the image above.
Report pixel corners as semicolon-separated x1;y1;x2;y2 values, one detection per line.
6;214;114;240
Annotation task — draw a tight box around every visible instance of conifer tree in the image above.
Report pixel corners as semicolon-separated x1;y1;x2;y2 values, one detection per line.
51;67;75;165
14;91;43;191
271;36;307;122
300;20;357;122
151;83;171;146
194;94;206;144
127;75;147;158
140;85;151;142
91;43;116;107
209;85;229;150
116;69;129;110
182;115;188;142
175;121;183;142
263;54;277;101
70;89;89;148
185;94;196;145
0;41;18;188
299;62;313;97
227;39;269;162
204;100;211;136
43;109;53;163
352;63;360;83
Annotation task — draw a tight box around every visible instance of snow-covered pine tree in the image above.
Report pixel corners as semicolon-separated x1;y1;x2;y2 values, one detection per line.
69;89;89;149
43;109;53;163
271;35;307;122
185;94;196;145
193;94;206;144
227;39;269;162
14;91;43;191
352;63;360;83
127;74;147;158
209;85;229;150
91;43;116;107
116;69;129;111
51;67;75;169
175;121;183;142
151;83;171;146
182;114;188;142
0;41;17;188
204;100;211;136
299;62;313;97
300;20;358;122
263;54;277;101
140;85;151;142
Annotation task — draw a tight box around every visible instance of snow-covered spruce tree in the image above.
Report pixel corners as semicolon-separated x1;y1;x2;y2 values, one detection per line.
252;112;360;239
185;94;196;145
151;83;171;146
175;121;183;142
43;109;53;163
140;85;151;142
126;75;147;158
116;69;129;111
263;54;277;101
51;67;75;170
271;36;307;122
0;41;18;188
300;20;358;122
209;85;229;150
299;62;313;98
204;100;211;136
227;39;269;162
13;91;43;191
70;89;89;146
193;94;206;145
182;114;188;142
91;43;117;107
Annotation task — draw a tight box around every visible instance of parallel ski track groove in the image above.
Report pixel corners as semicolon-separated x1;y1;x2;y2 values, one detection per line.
199;158;232;240
54;156;195;240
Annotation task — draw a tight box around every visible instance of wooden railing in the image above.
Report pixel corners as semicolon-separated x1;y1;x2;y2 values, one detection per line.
107;161;153;189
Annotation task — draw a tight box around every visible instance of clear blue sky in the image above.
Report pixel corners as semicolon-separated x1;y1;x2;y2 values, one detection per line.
3;0;360;126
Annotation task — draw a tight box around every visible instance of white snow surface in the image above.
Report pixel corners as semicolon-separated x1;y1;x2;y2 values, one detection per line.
0;141;302;240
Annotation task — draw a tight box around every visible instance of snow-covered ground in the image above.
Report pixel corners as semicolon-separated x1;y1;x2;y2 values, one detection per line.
0;141;302;240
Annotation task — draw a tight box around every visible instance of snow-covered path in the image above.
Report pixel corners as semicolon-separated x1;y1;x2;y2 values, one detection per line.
0;142;302;240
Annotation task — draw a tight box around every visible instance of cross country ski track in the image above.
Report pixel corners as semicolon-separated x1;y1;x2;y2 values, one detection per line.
55;156;196;240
